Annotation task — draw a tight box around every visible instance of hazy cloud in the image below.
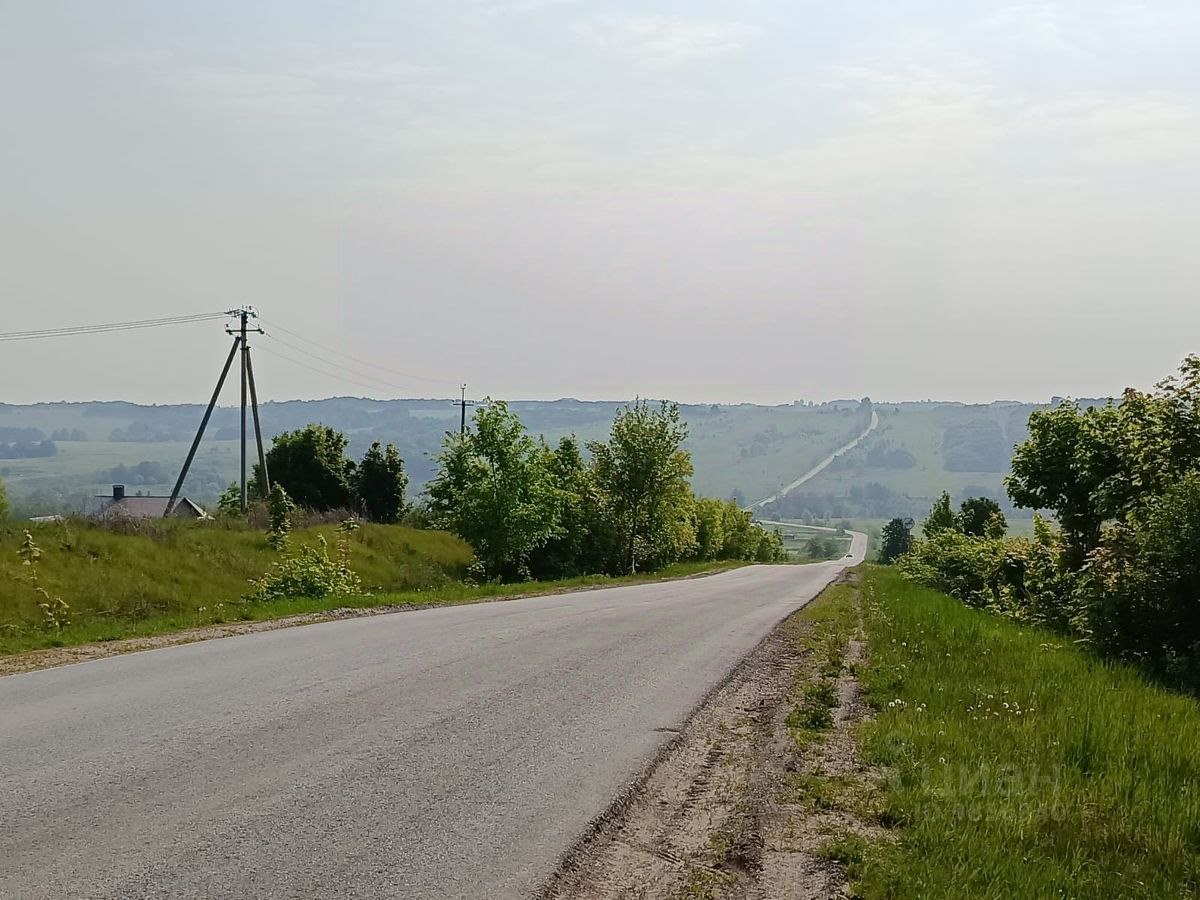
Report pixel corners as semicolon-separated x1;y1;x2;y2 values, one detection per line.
2;1;1200;405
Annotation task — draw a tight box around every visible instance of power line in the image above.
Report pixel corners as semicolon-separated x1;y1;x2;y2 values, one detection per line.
257;317;460;387
259;331;457;396
253;342;425;397
0;312;227;343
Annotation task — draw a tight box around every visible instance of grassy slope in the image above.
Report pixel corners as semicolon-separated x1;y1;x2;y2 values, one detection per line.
0;519;748;656
0;519;473;653
853;566;1200;898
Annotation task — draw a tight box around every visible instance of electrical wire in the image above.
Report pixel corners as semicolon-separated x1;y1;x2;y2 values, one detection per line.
0;310;464;399
252;342;432;398
0;312;228;343
260;328;460;396
257;317;460;387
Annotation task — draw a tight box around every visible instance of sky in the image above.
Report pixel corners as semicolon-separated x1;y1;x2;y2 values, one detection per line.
2;0;1199;405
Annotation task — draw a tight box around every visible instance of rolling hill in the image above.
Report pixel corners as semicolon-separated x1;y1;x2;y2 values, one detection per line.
0;396;1096;520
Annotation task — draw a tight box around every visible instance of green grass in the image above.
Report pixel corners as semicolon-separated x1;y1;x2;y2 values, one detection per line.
0;518;473;653
0;519;746;656
802;404;1026;500
782;579;860;747
853;565;1200;899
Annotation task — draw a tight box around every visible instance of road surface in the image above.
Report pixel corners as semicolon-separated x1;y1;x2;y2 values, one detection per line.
750;409;879;508
0;550;864;899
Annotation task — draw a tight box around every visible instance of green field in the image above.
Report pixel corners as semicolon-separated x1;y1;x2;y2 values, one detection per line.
809;403;1030;497
844;566;1200;898
0;440;241;501
764;401;1051;521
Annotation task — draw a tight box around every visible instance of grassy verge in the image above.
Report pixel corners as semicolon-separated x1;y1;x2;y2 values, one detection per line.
0;518;473;653
786;580;859;741
1;527;746;657
852;565;1200;898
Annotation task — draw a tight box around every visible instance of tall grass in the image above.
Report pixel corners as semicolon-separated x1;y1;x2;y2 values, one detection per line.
0;518;473;652
855;566;1200;899
0;519;746;655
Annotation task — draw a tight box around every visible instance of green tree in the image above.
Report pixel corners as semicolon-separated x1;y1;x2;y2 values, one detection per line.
1115;356;1200;504
755;527;786;562
427;401;562;581
216;482;242;517
589;400;695;574
958;497;1005;538
527;436;611;578
719;502;759;560
879;517;912;564
922;491;957;537
253;424;355;511
693;497;728;560
354;442;409;523
1007;402;1125;565
0;476;9;521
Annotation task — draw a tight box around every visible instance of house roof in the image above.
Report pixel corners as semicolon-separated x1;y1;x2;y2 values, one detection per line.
96;496;207;519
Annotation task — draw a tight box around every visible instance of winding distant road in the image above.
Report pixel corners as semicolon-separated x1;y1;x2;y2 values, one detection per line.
750;408;880;509
1;544;866;899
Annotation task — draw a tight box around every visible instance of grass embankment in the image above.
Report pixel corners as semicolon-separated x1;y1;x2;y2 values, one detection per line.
843;566;1200;898
0;519;746;656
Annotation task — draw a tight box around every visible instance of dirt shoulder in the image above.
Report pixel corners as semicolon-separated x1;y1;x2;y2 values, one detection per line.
0;565;740;678
542;570;885;900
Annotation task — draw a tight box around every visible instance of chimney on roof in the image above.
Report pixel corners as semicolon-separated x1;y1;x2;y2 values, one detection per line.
112;484;126;501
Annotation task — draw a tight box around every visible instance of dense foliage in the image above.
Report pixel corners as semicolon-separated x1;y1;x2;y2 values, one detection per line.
253;424;356;511
251;425;409;523
897;356;1200;690
0;477;8;521
427;399;786;582
878;518;911;564
354;442;409;524
246;520;363;603
426;402;564;581
589;400;695;574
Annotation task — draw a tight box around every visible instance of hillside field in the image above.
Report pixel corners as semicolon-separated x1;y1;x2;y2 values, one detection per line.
0;398;873;516
0;395;1091;521
762;401;1056;522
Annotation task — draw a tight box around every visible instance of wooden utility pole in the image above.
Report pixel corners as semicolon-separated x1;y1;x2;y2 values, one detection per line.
165;336;241;517
229;309;264;512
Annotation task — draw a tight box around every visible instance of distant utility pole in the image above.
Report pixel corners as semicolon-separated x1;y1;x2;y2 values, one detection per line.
452;384;478;436
166;308;270;517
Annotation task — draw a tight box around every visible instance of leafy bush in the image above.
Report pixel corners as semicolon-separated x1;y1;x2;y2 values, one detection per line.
899;356;1200;691
246;527;363;603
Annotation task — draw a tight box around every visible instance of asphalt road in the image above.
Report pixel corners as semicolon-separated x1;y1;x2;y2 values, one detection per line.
1;546;864;899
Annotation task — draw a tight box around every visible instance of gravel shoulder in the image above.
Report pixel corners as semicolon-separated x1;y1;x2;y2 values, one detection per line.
542;570;884;900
